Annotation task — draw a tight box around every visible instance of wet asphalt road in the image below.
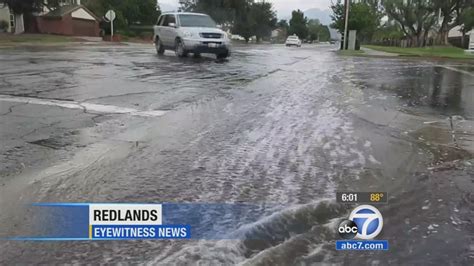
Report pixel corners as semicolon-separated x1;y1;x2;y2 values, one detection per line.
0;43;473;265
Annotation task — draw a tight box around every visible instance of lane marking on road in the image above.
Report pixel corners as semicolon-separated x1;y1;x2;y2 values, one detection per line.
0;95;168;117
438;65;474;77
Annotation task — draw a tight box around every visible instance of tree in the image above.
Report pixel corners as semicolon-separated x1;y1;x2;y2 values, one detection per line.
331;0;381;43
121;0;160;25
289;9;308;39
307;19;321;41
382;0;438;47
318;25;331;42
277;19;289;31
232;1;255;42
181;0;247;25
179;0;195;11
433;0;472;45
462;6;474;32
249;1;277;42
0;0;52;34
82;0;160;30
373;20;404;40
307;19;331;42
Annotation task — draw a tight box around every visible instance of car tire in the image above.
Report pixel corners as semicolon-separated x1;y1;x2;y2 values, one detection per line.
155;37;165;55
216;51;229;59
175;39;187;57
193;53;201;58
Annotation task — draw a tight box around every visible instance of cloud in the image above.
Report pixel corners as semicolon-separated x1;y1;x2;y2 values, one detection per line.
270;0;332;18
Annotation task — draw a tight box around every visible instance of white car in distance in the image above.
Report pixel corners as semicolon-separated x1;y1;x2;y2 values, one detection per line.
285;35;302;47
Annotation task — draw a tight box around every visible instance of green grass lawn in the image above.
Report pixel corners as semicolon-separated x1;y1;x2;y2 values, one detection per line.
337;49;366;56
0;34;75;45
363;45;474;59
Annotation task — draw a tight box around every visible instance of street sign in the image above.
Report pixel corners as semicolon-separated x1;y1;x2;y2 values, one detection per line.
105;10;116;22
105;10;116;39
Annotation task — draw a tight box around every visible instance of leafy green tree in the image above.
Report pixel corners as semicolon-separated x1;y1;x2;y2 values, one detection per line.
179;0;276;43
83;0;160;30
277;19;289;32
307;19;320;41
372;20;404;40
318;25;331;42
307;19;331;42
121;0;160;25
179;0;195;11
462;6;474;32
249;1;277;42
0;0;42;13
331;0;381;43
382;0;438;47
289;9;308;39
432;0;473;44
181;0;247;25
232;1;255;42
0;0;53;33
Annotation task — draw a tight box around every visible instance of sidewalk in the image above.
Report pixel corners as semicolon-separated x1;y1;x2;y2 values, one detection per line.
360;47;399;57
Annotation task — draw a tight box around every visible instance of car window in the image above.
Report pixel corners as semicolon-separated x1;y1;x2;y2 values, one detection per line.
163;15;176;27
178;14;217;28
156;15;164;26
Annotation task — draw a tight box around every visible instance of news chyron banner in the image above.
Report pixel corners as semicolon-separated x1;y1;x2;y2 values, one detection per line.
89;204;189;240
9;203;191;240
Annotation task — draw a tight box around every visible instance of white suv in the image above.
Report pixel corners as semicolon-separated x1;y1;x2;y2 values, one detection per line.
153;12;231;59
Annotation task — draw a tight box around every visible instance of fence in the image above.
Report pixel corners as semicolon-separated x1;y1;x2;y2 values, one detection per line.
369;36;469;49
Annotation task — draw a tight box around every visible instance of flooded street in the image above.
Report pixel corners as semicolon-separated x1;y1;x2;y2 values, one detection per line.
0;43;473;264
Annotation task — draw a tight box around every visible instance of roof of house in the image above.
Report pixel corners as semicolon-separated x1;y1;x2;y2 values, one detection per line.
42;5;100;21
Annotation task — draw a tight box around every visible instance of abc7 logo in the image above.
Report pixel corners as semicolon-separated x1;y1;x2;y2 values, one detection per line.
337;205;383;240
338;220;358;239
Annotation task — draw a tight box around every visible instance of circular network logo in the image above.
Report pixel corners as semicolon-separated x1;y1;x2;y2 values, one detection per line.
337;219;358;239
349;205;383;240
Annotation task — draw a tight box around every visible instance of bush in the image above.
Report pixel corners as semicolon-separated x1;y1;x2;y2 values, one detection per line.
0;20;9;31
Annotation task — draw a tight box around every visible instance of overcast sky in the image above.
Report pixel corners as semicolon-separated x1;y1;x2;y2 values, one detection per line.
159;0;333;18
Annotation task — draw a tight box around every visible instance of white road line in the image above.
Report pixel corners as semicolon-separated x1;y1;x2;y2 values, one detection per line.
0;95;168;117
438;65;474;77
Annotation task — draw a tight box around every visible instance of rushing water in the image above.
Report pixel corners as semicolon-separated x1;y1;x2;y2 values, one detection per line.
0;44;473;264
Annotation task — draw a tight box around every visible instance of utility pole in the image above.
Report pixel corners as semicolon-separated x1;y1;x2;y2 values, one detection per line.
343;0;350;50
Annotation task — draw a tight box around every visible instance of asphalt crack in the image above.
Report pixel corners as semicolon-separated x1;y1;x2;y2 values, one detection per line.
1;102;29;116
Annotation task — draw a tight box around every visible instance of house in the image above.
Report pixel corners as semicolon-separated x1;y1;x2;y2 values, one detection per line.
271;28;282;38
1;0;100;36
35;0;100;37
448;25;472;49
36;4;100;37
0;5;14;33
271;28;287;43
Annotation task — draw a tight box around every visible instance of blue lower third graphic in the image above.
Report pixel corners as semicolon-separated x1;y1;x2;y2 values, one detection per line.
91;225;191;239
336;240;389;251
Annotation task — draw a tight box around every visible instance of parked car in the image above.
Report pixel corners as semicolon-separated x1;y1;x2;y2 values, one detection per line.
285;35;302;47
153;12;231;59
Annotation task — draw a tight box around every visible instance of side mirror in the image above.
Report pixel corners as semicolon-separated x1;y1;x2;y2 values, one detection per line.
168;23;176;28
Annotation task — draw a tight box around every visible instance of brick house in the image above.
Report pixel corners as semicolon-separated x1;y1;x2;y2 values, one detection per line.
36;4;100;37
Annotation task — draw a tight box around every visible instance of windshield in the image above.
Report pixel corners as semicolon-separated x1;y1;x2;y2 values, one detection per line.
178;14;217;28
